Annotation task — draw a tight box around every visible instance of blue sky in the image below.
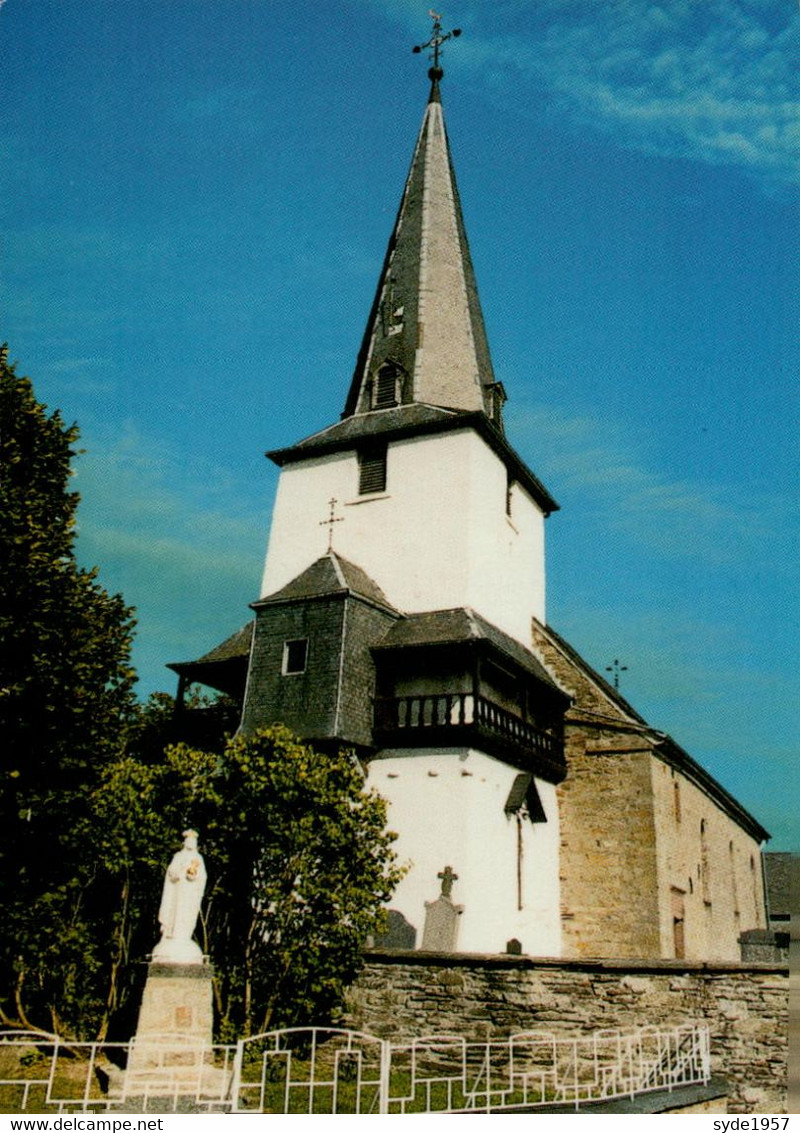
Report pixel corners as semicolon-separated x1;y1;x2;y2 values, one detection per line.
2;0;797;849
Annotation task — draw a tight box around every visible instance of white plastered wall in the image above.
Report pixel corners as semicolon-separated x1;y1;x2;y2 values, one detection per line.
261;427;546;644
367;749;561;956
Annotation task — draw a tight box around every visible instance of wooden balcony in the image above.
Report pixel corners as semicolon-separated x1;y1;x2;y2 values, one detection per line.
373;692;565;782
172;702;241;751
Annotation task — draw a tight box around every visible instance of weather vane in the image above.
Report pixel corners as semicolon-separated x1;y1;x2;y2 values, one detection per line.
605;658;628;690
413;10;461;82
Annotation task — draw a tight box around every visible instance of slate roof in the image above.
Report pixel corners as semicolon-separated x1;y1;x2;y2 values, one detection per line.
270;403;463;457
267;404;559;517
265;83;560;517
532;618;770;844
375;607;567;697
535;619;650;727
341;80;495;419
168;621;253;673
253;552;398;614
763;852;799;916
655;733;770;845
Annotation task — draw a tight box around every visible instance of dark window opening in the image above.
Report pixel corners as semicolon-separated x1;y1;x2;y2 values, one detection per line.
700;819;711;902
671;887;686;959
282;638;308;675
359;448;387;495
673;916;685;959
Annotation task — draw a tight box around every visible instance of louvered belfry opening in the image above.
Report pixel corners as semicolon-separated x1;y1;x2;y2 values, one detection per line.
359;447;388;495
374;363;400;408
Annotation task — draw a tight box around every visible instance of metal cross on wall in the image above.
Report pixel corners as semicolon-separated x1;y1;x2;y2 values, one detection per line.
319;497;344;551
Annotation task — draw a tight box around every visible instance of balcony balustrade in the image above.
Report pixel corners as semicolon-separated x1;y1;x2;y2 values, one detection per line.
173;702;241;750
374;692;563;774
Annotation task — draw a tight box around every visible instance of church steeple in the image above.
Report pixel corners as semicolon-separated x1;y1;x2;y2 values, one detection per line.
342;31;501;424
262;21;557;637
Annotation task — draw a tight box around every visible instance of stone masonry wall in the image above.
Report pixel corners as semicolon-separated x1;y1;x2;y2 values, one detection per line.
558;739;661;958
530;621;663;958
651;757;766;961
530;619;767;962
347;953;788;1114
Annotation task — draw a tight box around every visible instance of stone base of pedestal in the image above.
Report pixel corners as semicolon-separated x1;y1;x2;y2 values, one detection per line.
111;960;230;1103
115;1037;230;1102
134;961;213;1041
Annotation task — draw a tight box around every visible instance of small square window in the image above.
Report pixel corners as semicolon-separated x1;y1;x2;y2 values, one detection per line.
282;638;308;675
359;448;387;495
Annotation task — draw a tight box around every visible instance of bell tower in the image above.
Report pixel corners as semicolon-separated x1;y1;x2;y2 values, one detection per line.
240;19;568;956
169;17;772;966
260;25;557;651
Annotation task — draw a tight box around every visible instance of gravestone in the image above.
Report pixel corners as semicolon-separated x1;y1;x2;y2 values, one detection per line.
373;908;418;950
421;866;464;952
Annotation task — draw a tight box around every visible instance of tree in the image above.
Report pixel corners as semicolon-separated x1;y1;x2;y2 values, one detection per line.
86;740;220;1041
0;348;138;1035
157;727;404;1039
0;349;402;1040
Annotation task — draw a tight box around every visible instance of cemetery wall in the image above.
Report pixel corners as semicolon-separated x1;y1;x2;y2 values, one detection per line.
347;952;788;1114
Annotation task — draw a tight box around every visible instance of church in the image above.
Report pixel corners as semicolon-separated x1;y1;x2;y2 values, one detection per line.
169;32;768;964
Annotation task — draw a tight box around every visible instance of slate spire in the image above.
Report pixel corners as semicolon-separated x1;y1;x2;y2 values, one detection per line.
342;72;502;423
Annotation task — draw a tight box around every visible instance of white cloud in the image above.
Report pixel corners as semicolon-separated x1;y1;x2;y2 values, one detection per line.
509;402;790;569
373;0;799;185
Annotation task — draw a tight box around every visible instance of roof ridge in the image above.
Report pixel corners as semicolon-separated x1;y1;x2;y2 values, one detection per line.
464;607;482;638
327;550;348;589
533;618;648;726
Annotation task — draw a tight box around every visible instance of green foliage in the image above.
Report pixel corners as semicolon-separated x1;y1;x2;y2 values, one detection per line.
0;350;138;1036
191;727;405;1038
0;350;402;1041
85;726;403;1040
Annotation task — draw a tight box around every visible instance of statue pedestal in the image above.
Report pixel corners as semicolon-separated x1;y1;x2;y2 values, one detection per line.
115;961;229;1103
134;961;213;1041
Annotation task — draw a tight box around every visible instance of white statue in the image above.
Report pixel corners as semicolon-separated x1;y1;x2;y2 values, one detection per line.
152;829;207;964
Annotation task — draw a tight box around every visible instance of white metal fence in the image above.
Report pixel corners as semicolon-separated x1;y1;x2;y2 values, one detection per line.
0;1031;235;1114
0;1022;710;1114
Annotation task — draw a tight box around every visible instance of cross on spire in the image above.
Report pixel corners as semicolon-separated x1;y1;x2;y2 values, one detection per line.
319;497;344;551
412;11;461;83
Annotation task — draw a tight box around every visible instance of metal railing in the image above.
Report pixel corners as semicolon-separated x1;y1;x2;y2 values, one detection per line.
0;1022;710;1114
0;1030;235;1114
377;1024;710;1114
